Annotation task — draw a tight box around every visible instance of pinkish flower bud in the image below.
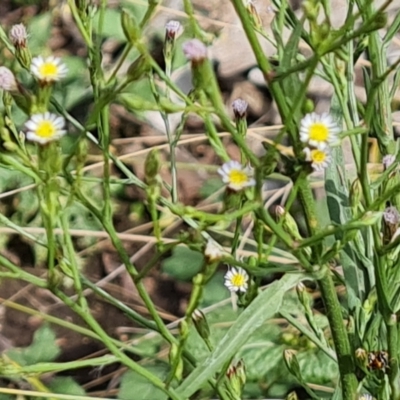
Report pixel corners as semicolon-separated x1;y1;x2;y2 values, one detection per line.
182;39;207;65
232;98;248;119
9;23;28;47
0;67;18;91
383;206;400;226
165;20;181;41
383;154;396;170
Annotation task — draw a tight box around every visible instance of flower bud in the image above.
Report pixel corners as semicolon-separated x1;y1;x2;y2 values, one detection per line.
350;178;362;211
204;238;225;262
226;360;246;398
296;282;311;310
9;23;28;47
283;349;302;380
9;24;31;69
0;67;18;92
165;20;181;42
383;154;396;171
275;205;303;241
127;55;150;82
144;148;160;183
192;309;210;340
246;0;262;29
121;9;141;44
232;98;248;119
286;391;299;400
182;39;207;65
355;348;368;368
383;206;400;242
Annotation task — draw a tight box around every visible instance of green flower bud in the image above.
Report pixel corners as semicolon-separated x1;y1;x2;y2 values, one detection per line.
121;9;141;44
127;56;150;82
144;148;160;183
286;391;299;400
226;360;246;398
192;309;210;340
283;349;302;380
350;178;362;211
355;348;368;369
275;205;303;241
179;319;189;340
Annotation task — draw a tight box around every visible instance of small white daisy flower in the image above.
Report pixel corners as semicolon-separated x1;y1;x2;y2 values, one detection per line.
299;112;340;150
204;238;225;262
25;112;66;144
30;56;68;83
218;160;256;191
224;267;249;293
303;147;331;171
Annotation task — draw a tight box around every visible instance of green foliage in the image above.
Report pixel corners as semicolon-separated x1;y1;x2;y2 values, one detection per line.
6;324;60;366
161;246;204;281
0;1;399;399
118;364;169;400
48;376;86;396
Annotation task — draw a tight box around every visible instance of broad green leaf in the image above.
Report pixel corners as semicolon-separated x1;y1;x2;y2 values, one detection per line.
48;377;86;396
161;246;203;281
6;324;60;366
118;364;169;400
175;273;304;398
200;272;228;307
27;12;52;53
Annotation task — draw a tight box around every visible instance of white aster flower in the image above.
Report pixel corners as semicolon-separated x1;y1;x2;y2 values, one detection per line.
204;238;225;262
224;267;249;293
218;160;256;191
25;112;66;144
299;112;340;150
303;147;331;171
30;56;68;83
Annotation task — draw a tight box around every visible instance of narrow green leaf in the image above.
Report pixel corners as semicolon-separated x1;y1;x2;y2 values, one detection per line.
175;273;303;398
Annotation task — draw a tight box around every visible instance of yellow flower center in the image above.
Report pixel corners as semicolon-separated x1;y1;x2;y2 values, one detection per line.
36;121;56;138
231;273;246;287
311;149;326;163
309;122;329;142
228;169;248;185
39;62;58;78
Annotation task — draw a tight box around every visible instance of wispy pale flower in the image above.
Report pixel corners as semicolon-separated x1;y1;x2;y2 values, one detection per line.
383;206;400;225
383;154;396;170
182;39;207;64
0;67;18;91
218;160;255;191
30;56;68;83
224;267;249;293
25;112;66;144
303;147;331;171
300;112;340;150
232;98;248;119
165;20;181;41
9;23;28;47
204;238;225;262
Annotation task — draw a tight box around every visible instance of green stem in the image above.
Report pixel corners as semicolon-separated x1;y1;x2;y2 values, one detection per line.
52;289;182;400
388;316;400;400
317;268;357;399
